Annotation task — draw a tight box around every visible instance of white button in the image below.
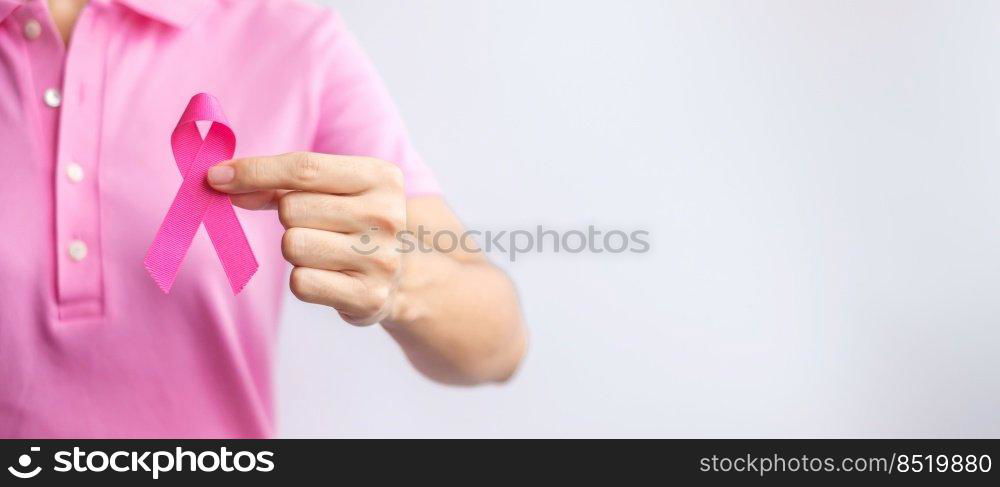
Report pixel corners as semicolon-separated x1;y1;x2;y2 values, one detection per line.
68;240;88;262
44;88;61;108
23;19;41;40
66;162;84;183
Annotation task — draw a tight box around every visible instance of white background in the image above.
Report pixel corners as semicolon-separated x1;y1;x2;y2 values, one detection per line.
277;0;1000;437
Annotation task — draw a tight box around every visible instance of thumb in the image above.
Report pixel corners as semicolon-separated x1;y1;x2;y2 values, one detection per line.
207;163;284;209
227;190;281;210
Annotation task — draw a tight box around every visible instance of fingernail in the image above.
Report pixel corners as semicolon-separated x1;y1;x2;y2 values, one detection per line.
207;165;235;185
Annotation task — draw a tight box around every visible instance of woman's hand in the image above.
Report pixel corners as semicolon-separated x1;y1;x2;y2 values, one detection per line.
209;151;525;384
208;152;406;326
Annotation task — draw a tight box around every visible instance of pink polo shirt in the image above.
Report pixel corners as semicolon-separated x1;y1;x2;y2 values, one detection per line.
0;0;439;437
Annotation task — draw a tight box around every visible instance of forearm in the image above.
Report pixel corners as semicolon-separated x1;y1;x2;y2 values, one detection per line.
383;247;527;385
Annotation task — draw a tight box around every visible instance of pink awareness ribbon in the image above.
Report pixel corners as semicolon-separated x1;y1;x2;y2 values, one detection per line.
144;93;258;294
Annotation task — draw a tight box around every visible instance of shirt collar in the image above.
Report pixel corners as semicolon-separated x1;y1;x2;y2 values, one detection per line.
111;0;211;28
0;0;19;23
0;0;210;28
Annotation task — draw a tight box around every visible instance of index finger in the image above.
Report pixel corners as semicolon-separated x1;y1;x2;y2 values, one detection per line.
208;152;380;195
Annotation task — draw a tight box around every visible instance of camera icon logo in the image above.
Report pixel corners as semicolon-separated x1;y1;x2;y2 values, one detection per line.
350;227;381;255
8;447;41;479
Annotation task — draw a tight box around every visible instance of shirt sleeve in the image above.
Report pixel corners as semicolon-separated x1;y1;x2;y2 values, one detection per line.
309;11;441;197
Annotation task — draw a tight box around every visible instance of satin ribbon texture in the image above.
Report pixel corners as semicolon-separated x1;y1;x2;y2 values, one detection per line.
144;93;258;294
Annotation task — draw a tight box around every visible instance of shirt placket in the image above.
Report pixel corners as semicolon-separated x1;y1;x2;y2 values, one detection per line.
19;1;112;320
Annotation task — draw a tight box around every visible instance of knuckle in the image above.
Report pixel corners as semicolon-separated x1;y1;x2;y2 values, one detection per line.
357;158;400;190
368;248;400;274
363;200;406;234
361;283;390;316
292;152;322;184
388;207;406;231
381;162;405;191
367;213;400;236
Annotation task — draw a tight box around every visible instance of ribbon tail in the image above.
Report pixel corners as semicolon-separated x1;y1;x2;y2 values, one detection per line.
203;200;258;294
144;182;214;294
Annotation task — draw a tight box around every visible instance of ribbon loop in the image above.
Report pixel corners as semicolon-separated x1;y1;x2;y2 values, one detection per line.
144;93;258;294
